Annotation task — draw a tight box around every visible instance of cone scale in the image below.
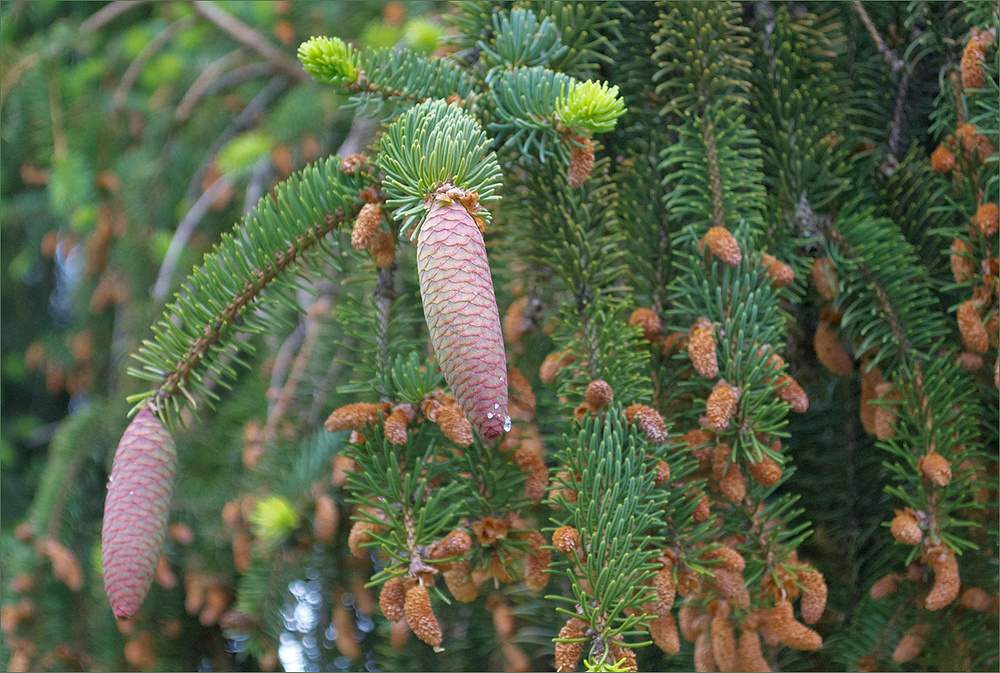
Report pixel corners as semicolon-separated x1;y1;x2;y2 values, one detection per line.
416;198;508;441
101;406;177;618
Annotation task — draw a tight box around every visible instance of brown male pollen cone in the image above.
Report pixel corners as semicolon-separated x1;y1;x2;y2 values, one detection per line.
416;195;508;441
102;405;177;619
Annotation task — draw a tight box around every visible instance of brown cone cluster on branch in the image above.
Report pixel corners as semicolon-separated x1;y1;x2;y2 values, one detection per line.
404;583;442;648
608;640;637;672
718;463;747;502
798;569;828;625
382;405;412;446
956;351;984;371
702;545;745;573
629;307;662;343
688;318;719;379
974;202;999;237
624;404;668;443
584;379;613;409
434;404;474;447
567;136;595;188
540;349;576;384
958;299;989;354
552;526;581;555
917;451;952;486
869;574;898;599
523;530;551;591
773;376;808;413
814;320;853;376
370;230;396;268
810;258;837;300
873;382;902;440
348;516;387;558
351;203;383;250
924;544;960;610
325;402;391;433
859;361;883;434
555;617;586;672
760;252;794;288
931;144;956;173
961;28;995;90
550;470;579;505
747;452;782;486
950;237;976;282
650;613;680;654
649;561;677;615
443;561;479;603
961;587;992;611
428;529;472;561
379;577;406;622
694;630;715;671
339;153;367;176
507;365;537;420
737;629;770;672
704;382;739;432
768;600;822;650
652;459;671;487
313;493;338;543
890;510;923;545
701;226;742;267
893;623;930;663
956;122;995;162
711;613;737;672
503;425;547;504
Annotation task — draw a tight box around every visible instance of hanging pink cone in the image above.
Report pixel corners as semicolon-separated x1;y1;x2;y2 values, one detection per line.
417;198;508;441
102;406;177;618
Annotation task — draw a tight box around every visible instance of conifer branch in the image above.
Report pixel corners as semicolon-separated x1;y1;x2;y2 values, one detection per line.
153;209;347;413
852;1;905;73
373;261;398;389
824;228;914;356
129;157;366;428
261;298;327;448
702;115;727;230
153;176;233;302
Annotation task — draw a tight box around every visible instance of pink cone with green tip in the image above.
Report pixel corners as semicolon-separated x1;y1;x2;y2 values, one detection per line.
416;198;508;441
102;406;177;618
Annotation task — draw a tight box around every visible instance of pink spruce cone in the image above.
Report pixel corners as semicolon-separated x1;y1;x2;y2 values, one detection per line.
102;406;177;618
417;198;508;441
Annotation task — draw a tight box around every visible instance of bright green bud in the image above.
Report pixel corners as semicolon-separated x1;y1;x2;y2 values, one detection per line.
297;36;359;85
404;18;444;54
249;496;298;543
217;132;274;178
554;80;626;134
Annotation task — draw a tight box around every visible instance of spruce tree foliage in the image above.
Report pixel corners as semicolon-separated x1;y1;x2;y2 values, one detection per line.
2;2;998;672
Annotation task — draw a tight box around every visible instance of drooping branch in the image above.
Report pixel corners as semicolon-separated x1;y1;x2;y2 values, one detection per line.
153;205;358;413
191;1;309;83
851;1;905;73
80;0;147;34
174;48;247;122
112;15;194;110
153;176;233;302
823;227;914;357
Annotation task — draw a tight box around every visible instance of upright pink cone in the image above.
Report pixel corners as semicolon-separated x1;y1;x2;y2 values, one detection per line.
417;198;508;440
102;405;177;618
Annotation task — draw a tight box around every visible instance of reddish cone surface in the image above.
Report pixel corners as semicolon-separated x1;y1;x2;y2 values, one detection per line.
102;406;177;618
417;198;508;440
